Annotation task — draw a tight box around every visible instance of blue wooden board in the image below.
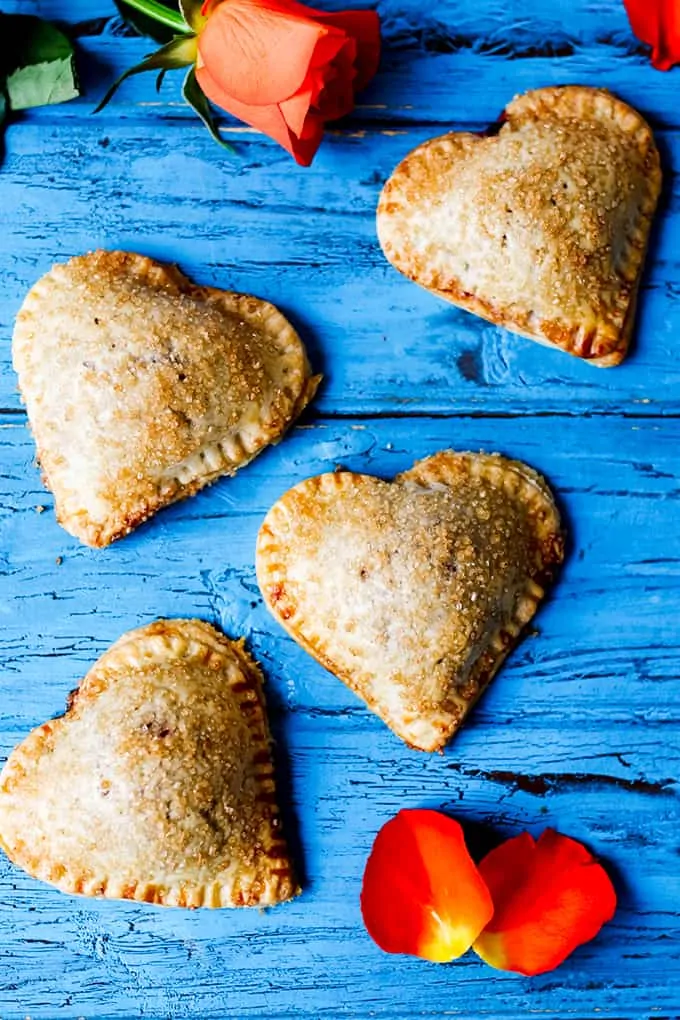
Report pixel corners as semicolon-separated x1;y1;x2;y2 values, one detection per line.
1;1;679;1017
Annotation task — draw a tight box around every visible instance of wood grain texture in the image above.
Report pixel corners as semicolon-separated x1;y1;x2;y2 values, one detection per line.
1;113;678;416
1;0;679;1017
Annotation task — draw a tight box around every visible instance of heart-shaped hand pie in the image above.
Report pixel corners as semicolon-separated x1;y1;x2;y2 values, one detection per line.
377;86;661;366
13;250;320;546
0;620;298;907
257;451;563;751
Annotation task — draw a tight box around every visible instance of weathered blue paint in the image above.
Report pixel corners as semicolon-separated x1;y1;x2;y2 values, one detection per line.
0;2;678;1017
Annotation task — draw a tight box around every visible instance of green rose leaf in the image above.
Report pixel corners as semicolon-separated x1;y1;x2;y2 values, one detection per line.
94;33;197;113
182;66;235;152
1;15;80;111
114;0;187;44
179;0;208;32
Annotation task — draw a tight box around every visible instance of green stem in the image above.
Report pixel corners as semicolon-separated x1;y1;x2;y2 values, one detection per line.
119;0;191;33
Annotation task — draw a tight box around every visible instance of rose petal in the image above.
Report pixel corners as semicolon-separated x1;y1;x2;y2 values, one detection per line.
195;63;324;165
197;0;380;164
198;0;336;106
264;1;381;86
361;809;494;963
279;85;318;139
311;9;381;90
623;0;680;70
473;829;617;976
315;40;358;121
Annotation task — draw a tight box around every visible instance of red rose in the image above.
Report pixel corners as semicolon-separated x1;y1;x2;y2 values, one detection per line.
196;0;381;165
361;812;617;975
623;0;680;69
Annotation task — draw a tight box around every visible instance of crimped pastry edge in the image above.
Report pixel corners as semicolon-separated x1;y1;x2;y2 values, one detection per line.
377;86;661;367
256;451;564;752
0;618;300;908
12;251;321;547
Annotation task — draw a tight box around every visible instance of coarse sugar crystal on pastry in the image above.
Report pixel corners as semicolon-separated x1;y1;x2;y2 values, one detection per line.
256;450;564;752
12;250;320;546
377;86;661;366
0;619;299;907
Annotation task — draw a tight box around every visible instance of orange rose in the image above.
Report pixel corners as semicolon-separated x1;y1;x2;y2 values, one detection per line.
196;0;380;165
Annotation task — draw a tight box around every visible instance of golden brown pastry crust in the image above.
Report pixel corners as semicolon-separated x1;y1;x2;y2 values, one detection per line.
12;251;320;546
257;451;563;752
377;86;661;367
0;619;298;908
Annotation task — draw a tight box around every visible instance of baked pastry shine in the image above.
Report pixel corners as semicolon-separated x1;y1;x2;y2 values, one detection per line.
12;250;320;546
377;86;661;366
0;619;298;908
257;451;564;752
